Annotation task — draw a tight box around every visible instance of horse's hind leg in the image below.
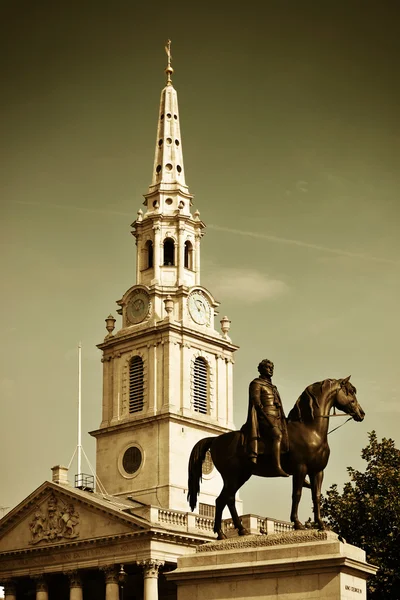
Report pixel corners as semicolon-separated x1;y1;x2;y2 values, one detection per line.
290;466;307;530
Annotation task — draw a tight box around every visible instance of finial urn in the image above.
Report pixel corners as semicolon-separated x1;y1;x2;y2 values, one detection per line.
164;295;174;315
105;314;116;338
220;316;231;339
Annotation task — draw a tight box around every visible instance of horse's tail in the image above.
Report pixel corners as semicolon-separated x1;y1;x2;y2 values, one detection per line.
187;437;214;512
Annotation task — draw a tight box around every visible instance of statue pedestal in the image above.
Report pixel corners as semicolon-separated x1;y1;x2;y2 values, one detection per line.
168;530;377;600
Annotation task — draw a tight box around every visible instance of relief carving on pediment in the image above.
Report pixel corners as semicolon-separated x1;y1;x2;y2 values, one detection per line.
29;493;79;544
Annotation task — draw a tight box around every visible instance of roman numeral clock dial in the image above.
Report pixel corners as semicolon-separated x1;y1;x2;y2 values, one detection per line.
127;290;150;325
188;291;211;326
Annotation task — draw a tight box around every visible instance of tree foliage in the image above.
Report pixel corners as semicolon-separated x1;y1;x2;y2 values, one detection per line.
321;431;400;599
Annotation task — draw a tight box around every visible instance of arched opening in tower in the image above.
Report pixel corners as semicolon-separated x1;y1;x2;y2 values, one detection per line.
184;240;193;269
163;238;175;266
146;240;154;269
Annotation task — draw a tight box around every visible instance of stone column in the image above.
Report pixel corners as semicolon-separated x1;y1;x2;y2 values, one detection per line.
153;224;161;283
34;576;48;600
194;232;201;285
178;225;185;284
136;233;141;283
66;570;83;600
138;560;164;600
103;565;119;600
4;581;17;600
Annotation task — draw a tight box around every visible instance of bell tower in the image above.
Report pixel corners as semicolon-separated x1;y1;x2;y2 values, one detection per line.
91;42;238;513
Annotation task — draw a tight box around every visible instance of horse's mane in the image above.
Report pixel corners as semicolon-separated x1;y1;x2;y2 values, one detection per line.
287;380;326;423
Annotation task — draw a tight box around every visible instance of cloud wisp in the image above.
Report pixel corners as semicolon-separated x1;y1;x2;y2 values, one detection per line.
207;224;399;266
13;201;398;265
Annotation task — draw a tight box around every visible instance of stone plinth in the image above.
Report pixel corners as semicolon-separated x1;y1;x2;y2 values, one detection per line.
168;530;377;600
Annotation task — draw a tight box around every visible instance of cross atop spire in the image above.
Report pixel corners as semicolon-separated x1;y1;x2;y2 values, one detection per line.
165;39;173;85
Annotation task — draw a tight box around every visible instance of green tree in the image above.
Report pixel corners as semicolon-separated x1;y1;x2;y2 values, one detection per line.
321;431;400;599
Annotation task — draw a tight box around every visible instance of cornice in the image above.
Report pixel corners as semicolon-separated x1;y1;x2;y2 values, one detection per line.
98;321;239;353
90;410;232;438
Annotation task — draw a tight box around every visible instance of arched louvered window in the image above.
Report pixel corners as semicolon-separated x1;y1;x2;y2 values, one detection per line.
193;357;209;414
146;240;153;269
184;240;193;269
129;356;144;413
163;238;175;266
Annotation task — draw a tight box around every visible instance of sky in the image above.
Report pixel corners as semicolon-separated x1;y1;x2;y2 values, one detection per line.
1;1;399;525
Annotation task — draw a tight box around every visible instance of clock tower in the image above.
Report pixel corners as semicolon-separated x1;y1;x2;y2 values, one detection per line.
91;43;238;513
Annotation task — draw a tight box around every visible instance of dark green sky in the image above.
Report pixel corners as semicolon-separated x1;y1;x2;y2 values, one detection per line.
1;1;399;521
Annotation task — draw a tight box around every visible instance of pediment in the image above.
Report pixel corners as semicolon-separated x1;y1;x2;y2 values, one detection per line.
0;482;149;554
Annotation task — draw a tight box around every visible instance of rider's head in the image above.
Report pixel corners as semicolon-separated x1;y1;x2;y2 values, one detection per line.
258;359;274;378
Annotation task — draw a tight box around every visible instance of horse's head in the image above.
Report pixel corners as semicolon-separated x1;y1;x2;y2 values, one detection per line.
334;376;365;422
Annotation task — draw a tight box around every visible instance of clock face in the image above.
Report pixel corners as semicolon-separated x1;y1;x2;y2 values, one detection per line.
127;291;150;324
188;292;211;325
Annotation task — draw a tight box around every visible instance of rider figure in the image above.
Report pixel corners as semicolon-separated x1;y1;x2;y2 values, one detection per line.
242;359;289;477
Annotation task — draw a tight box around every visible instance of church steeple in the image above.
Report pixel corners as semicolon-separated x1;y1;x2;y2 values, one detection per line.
92;43;239;513
133;41;201;289
145;40;191;216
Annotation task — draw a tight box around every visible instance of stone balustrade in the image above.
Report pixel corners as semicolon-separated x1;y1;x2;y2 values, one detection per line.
139;505;294;537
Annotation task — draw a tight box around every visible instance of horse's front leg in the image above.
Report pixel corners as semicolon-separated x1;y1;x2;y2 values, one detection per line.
310;471;325;530
290;467;307;530
226;471;252;536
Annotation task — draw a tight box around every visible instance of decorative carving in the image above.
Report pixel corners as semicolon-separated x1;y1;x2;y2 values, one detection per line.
137;559;164;578
64;570;82;588
197;530;333;553
29;493;79;544
102;564;119;584
32;575;48;591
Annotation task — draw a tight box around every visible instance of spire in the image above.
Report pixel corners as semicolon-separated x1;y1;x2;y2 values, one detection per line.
147;40;189;203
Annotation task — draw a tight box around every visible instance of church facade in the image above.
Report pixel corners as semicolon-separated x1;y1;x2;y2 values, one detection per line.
0;47;291;600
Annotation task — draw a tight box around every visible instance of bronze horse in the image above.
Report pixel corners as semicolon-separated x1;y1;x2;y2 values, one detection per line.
188;377;364;539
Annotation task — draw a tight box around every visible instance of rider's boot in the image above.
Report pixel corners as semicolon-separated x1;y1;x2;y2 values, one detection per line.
272;436;289;477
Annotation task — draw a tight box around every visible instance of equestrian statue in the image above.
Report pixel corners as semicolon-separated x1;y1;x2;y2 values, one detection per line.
188;359;365;540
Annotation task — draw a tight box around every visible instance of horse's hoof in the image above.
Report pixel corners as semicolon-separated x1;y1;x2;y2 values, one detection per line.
293;521;306;530
317;521;326;531
238;527;250;536
216;531;227;540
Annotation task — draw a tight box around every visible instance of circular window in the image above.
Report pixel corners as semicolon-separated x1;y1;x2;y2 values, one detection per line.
166;137;172;144
175;139;180;146
167;113;172;118
158;139;163;146
165;198;173;205
122;446;142;474
156;165;162;173
177;165;182;173
202;450;214;475
165;163;173;171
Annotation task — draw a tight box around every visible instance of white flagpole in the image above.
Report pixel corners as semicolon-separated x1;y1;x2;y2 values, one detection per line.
77;342;82;477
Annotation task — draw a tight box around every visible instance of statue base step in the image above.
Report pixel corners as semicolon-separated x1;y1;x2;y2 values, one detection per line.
168;530;377;600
